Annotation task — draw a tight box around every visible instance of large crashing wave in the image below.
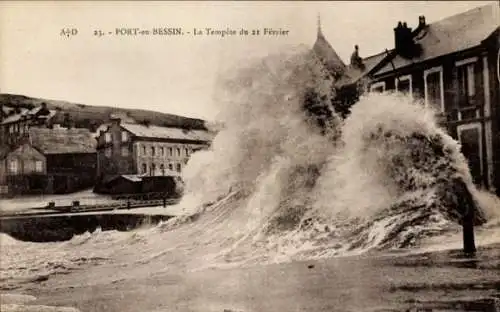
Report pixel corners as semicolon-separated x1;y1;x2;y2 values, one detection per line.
167;48;494;265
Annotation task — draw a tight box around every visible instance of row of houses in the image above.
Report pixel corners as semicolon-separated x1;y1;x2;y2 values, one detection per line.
0;111;213;196
0;102;57;146
317;3;499;195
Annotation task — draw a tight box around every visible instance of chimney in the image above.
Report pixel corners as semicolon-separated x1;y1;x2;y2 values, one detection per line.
412;15;427;35
109;114;122;126
394;20;415;59
418;16;426;28
350;44;365;70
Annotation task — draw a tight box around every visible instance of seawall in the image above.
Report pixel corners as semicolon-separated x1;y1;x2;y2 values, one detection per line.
0;213;173;242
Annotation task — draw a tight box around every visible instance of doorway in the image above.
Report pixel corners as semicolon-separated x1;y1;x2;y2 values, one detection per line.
457;122;483;186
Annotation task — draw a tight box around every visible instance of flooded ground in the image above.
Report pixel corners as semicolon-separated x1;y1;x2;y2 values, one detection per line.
2;242;499;312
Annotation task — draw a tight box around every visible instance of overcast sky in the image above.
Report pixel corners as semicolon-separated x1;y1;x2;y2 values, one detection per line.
0;1;495;121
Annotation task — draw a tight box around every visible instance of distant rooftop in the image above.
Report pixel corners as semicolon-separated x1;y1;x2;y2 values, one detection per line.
28;127;97;154
121;123;214;142
1;107;56;125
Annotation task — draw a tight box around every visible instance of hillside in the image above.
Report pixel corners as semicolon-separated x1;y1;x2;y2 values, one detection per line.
0;93;207;131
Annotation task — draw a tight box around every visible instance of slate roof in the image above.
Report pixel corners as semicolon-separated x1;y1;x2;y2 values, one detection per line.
312;27;346;77
1;108;29;124
122;171;181;181
108;172;181;184
2;106;14;116
121;123;213;142
336;50;391;87
1;109;56;124
375;3;500;75
28;127;97;155
121;174;146;182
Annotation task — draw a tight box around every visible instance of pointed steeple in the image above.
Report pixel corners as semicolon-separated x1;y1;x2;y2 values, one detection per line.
312;13;346;79
317;13;323;38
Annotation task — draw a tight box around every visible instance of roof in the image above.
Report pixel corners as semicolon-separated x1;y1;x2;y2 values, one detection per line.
110;172;180;183
121;123;213;142
121;174;145;182
375;3;500;76
2;106;14;115
28;127;97;154
27;106;43;116
312;26;346;77
1;108;56;124
92;123;110;138
336;50;391;87
109;113;136;123
1;108;29;124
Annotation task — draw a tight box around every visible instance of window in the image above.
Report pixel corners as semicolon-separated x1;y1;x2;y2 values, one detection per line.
160;147;165;156
8;159;18;174
456;58;479;120
151;163;156;176
395;74;412;96
142;163;147;174
160;164;165;175
9;125;13;134
142;145;146;155
424;66;444;112
185;148;189;157
176;148;181;157
151;146;155;156
169;147;173;156
121;131;128;142
370;81;385;93
105;148;112;157
121;146;129;157
35;160;43;172
105;132;112;143
168;163;173;171
176;163;182;172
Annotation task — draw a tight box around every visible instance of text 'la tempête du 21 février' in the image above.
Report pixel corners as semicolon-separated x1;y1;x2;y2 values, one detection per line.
60;27;290;38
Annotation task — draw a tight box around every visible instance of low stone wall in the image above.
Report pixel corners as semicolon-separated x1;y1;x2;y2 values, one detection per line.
0;213;172;242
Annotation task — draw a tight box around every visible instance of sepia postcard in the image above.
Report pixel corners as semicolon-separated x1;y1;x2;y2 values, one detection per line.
1;1;500;311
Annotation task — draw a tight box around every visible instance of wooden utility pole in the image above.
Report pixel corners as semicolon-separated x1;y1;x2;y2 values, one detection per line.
463;200;476;254
455;178;476;255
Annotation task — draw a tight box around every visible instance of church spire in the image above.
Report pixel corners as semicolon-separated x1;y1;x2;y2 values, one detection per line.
317;13;323;38
312;12;347;78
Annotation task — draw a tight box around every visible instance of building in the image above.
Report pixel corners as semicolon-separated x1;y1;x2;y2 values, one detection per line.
312;15;347;80
345;4;500;194
0;102;57;147
101;175;181;199
95;116;213;189
312;16;393;118
0;147;10;195
334;47;393;117
3;127;97;195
